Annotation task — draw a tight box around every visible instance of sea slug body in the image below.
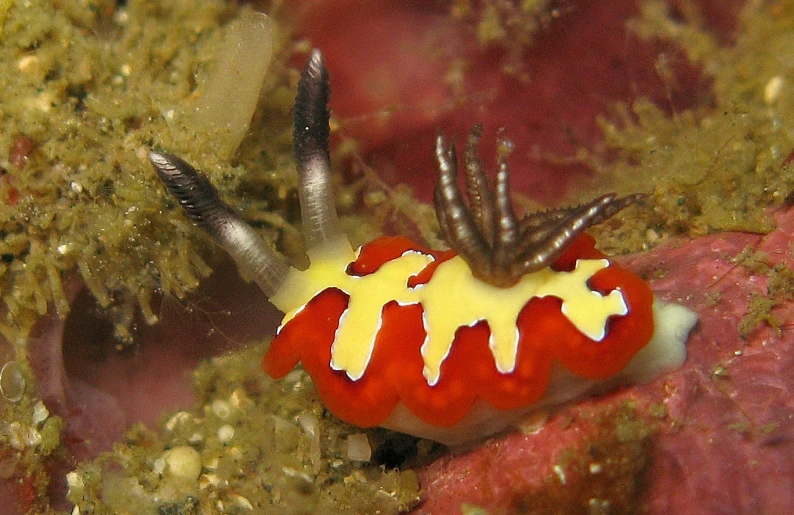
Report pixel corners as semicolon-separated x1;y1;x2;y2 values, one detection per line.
149;49;697;445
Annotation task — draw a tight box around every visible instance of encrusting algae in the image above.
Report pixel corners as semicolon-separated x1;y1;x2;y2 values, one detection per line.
0;0;298;346
1;0;794;513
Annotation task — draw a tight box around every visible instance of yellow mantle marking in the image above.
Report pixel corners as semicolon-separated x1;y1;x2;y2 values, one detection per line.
270;237;628;385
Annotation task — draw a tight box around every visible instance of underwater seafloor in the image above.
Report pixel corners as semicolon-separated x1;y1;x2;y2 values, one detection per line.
1;0;794;513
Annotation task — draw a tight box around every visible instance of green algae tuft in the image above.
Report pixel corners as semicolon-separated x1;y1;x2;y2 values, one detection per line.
585;0;794;252
0;0;297;346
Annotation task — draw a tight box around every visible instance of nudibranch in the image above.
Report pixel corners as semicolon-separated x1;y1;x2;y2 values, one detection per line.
149;49;697;445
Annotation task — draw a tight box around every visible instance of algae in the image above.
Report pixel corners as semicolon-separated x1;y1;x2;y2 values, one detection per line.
0;0;297;346
449;0;555;78
721;245;794;337
585;0;794;252
738;259;794;337
67;344;421;514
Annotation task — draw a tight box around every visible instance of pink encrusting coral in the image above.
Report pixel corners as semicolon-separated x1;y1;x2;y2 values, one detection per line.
415;207;794;514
